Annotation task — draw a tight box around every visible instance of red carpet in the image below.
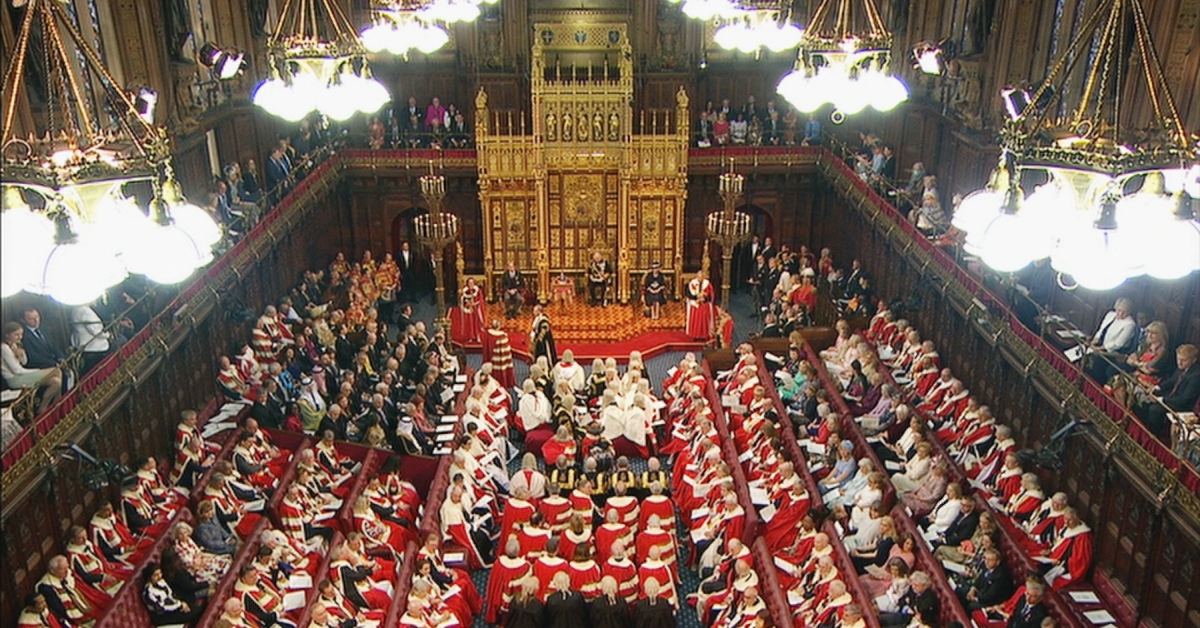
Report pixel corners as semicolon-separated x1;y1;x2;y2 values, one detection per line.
501;329;704;362
454;301;707;361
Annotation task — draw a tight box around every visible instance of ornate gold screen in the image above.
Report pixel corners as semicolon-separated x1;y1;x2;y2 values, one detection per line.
475;20;689;303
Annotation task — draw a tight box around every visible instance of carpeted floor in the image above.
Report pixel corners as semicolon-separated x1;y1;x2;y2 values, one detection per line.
461;351;702;628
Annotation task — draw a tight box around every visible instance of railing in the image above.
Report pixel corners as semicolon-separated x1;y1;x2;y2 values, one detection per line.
812;141;1200;511
7;141;1194;513
0;147;343;497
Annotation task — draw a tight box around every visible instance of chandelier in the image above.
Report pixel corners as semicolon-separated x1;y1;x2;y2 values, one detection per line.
413;162;458;326
2;0;219;305
253;0;391;122
706;162;753;307
775;0;908;121
362;0;501;58
956;0;1199;290
713;4;804;54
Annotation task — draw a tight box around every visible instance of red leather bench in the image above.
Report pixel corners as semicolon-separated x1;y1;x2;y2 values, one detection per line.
286;531;344;628
335;448;389;532
752;537;802;628
822;521;885;628
95;508;195;628
384;540;421;628
264;436;314;530
755;352;828;512
194;518;271;628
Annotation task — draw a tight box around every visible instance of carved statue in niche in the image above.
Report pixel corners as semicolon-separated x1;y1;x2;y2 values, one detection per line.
249;0;269;38
657;16;681;69
545;112;557;141
608;113;620;141
576;111;589;141
481;23;504;69
161;0;193;63
593;113;604;143
965;0;998;56
561;112;573;141
171;64;203;130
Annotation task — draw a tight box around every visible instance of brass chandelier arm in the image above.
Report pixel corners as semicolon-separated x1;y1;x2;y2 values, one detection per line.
1129;0;1190;153
1021;0;1112;129
44;5;95;141
269;0;299;48
0;3;38;144
1073;0;1123;139
47;0;158;153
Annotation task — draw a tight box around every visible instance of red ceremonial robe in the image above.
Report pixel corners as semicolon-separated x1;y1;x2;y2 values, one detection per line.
484;555;531;624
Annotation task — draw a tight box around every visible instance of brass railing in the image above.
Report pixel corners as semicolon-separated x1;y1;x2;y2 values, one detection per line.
815;150;1200;519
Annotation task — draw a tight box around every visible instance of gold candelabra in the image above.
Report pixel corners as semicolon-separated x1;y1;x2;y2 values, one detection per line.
413;161;458;329
706;166;752;307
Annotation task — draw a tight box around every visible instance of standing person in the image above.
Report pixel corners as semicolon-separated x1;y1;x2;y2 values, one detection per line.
453;277;485;344
531;306;557;364
643;263;668;319
588;252;614;307
501;263;526;319
425;97;447;130
544;572;587;628
685;271;716;341
482;320;517;389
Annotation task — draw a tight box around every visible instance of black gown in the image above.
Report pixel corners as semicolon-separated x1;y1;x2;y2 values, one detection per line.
545;590;588;628
633;597;676;628
532;314;558;363
643;272;667;306
504;597;544;628
589;595;629;628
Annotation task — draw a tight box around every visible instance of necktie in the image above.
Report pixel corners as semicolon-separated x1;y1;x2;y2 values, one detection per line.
1097;317;1115;345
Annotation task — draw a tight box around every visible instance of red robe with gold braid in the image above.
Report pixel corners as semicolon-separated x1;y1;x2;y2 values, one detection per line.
484;555;531;624
603;557;639;602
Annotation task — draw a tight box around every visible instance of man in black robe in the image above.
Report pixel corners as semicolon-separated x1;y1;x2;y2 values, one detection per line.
504;579;544;628
531;305;557;363
633;578;676;628
589;576;629;628
545;573;587;628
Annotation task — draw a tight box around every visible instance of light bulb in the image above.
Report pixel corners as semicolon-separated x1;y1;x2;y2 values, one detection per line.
32;241;127;305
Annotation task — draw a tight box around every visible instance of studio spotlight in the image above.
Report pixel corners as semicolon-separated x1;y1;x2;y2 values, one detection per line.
912;41;944;75
1000;86;1032;120
199;42;247;80
134;87;158;124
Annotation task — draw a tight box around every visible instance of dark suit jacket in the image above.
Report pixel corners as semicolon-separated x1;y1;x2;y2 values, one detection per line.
21;325;64;368
943;509;981;546
971;565;1014;607
1005;598;1048;628
899;588;940;624
1159;364;1200;411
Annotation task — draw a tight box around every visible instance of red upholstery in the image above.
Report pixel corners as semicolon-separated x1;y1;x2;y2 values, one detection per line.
286;531;344;628
754;351;826;510
95;508;195;628
336;448;389;532
701;362;761;543
194;518;271;628
385;540;422;628
821;522;886;628
265;436;314;529
752;538;801;628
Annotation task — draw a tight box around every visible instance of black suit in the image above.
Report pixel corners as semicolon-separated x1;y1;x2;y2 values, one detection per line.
1138;363;1200;439
880;587;939;627
1005;597;1048;628
958;564;1014;610
941;509;981;547
21;324;64;369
